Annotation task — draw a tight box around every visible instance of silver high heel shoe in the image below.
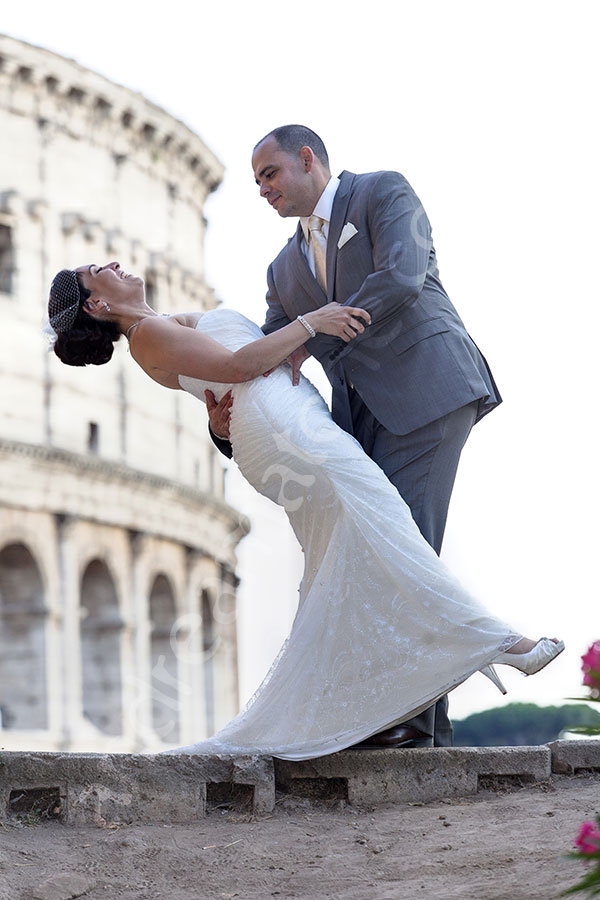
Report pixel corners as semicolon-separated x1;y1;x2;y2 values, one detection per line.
493;637;565;675
480;664;507;695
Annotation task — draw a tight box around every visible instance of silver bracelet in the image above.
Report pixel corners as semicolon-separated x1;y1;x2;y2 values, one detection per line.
296;314;316;339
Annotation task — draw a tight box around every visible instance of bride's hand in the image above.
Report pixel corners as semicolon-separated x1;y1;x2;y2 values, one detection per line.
307;302;371;342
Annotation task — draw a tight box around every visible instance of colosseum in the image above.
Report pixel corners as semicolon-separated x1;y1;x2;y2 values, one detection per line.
0;33;247;753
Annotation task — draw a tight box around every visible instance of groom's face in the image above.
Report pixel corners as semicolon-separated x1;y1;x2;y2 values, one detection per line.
252;137;314;218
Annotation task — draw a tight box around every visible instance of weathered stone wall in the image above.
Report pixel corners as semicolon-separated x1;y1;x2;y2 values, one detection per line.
0;34;245;752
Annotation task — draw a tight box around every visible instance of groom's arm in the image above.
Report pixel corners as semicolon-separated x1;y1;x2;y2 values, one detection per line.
262;267;293;334
264;265;343;371
210;429;233;459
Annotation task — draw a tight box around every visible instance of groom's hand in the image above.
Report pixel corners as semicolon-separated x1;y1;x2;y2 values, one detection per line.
287;345;310;386
205;389;232;440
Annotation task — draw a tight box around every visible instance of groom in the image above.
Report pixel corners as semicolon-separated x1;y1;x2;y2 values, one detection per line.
207;125;501;748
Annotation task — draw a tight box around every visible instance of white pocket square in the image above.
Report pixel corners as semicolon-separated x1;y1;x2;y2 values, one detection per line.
337;222;358;250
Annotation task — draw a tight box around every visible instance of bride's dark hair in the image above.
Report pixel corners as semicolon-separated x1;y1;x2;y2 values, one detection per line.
53;274;122;367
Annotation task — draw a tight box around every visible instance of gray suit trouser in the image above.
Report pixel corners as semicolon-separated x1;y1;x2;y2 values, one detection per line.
349;391;480;747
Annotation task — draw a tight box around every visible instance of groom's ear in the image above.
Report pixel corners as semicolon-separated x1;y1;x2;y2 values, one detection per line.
299;145;315;172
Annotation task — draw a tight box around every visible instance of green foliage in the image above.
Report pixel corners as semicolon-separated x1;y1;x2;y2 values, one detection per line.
562;862;600;898
561;642;600;897
453;702;600;747
562;814;600;897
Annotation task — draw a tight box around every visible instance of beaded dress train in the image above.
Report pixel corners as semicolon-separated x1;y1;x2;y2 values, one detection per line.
171;309;518;760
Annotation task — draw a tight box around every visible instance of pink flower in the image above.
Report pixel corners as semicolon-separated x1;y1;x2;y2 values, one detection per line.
582;641;600;690
574;821;600;856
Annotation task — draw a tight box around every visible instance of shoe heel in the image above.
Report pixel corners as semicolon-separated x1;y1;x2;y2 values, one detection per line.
480;664;507;695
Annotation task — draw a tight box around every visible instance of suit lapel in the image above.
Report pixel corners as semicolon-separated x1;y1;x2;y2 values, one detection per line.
285;172;357;310
289;223;327;308
326;171;355;301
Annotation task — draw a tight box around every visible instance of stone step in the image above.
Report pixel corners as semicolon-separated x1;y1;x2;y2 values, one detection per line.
1;741;598;824
1;752;275;825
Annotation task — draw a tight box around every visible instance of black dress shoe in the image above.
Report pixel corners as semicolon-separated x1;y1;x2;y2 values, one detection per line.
354;724;433;749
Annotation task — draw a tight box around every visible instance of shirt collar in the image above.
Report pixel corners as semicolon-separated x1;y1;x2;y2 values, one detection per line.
300;175;341;242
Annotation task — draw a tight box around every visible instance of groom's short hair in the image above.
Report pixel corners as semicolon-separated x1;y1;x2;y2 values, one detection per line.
255;125;330;168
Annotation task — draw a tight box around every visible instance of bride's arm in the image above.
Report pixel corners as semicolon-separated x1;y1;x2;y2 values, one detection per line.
131;304;371;384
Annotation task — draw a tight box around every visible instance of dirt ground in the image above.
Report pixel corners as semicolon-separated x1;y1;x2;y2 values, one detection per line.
0;774;598;900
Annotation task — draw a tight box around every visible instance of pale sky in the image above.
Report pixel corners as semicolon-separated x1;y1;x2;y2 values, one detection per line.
3;0;598;721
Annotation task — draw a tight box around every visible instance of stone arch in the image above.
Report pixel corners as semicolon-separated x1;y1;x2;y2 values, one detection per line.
80;559;123;736
201;588;216;736
0;542;47;730
149;573;179;742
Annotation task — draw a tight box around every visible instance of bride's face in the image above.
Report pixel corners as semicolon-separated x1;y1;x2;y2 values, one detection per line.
76;261;145;304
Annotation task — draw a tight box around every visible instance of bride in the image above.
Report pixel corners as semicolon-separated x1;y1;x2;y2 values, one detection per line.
47;261;564;760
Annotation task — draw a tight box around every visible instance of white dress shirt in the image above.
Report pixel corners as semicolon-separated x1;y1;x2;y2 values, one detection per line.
299;176;340;279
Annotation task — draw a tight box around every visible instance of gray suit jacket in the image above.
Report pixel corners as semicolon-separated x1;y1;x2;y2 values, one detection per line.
262;169;501;436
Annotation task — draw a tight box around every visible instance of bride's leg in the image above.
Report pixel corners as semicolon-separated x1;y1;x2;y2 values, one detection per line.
505;637;560;654
492;638;565;677
506;638;537;654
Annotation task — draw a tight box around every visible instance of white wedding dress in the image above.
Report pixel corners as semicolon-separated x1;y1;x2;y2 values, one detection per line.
173;309;519;760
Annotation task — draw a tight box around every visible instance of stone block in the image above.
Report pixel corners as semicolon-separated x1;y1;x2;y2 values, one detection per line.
0;752;275;824
549;739;600;775
274;746;552;807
